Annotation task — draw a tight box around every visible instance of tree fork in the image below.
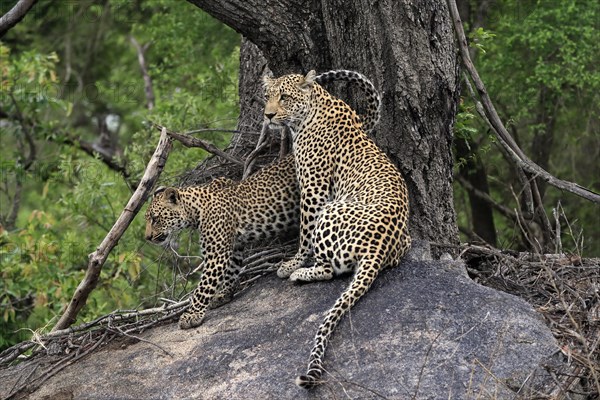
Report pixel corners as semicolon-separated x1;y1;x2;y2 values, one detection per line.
188;0;461;251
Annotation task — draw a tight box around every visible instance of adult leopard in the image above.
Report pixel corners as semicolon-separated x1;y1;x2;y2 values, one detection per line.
145;70;382;330
263;70;411;388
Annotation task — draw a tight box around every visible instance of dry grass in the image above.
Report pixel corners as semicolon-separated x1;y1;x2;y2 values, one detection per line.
463;245;600;399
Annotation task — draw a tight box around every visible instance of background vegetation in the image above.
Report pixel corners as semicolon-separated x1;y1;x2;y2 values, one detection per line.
454;0;599;254
0;0;239;348
0;0;598;350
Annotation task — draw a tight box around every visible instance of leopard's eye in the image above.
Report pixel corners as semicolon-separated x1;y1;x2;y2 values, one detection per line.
280;93;291;102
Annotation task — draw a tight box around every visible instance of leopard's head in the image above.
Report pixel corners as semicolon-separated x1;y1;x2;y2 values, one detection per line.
144;187;190;246
263;70;317;130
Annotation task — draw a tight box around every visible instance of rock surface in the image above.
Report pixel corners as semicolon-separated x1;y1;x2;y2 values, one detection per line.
1;242;560;399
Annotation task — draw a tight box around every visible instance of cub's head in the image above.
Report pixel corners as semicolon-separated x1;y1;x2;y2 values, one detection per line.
144;187;190;246
263;70;317;129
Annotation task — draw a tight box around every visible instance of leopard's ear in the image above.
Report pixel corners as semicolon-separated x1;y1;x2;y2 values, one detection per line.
262;73;275;89
299;70;316;91
163;187;180;204
153;186;166;195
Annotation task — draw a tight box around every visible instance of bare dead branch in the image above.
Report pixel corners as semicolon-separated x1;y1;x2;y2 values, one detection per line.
183;128;241;135
129;36;155;110
0;0;37;38
242;121;270;178
461;244;600;396
52;128;173;331
152;123;243;166
447;0;600;204
60;134;130;180
4;332;111;399
455;174;516;220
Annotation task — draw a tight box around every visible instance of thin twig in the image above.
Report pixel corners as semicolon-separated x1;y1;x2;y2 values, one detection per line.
108;324;173;358
153;123;243;166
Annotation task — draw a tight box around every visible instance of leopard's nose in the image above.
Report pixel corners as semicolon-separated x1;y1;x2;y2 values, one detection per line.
265;112;276;120
145;233;152;241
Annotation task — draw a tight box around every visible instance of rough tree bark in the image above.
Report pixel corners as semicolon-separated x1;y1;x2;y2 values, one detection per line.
187;0;461;251
0;0;37;38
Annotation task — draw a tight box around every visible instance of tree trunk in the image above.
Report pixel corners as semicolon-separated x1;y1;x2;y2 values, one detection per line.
187;0;461;252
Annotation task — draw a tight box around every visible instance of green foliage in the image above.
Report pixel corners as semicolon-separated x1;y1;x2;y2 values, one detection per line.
457;0;600;256
0;0;239;350
455;0;599;255
468;27;496;54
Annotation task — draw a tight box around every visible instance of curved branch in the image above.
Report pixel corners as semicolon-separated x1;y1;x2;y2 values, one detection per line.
186;0;326;72
186;0;282;44
447;0;600;204
455;175;516;220
60;135;130;179
0;0;37;38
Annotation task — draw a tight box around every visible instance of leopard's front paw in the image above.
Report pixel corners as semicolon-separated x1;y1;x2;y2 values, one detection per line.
277;259;303;279
179;311;206;329
209;292;233;309
290;264;334;282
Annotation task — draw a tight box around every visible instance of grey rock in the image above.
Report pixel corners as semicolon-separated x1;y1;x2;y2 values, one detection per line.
0;241;559;399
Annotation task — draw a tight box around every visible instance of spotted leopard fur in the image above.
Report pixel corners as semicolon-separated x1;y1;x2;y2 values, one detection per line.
263;70;411;388
145;70;382;329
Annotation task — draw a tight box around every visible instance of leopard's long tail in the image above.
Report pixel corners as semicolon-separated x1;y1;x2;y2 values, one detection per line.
295;257;382;389
315;70;381;135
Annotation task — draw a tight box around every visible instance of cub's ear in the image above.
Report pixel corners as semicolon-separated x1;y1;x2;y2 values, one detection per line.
163;187;180;204
299;70;316;91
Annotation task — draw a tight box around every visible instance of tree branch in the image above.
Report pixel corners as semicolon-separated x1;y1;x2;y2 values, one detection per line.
186;0;327;73
129;36;155;110
185;0;278;46
2;93;36;230
60;134;130;180
455;175;516;220
0;0;37;38
152;123;244;166
2;177;22;230
52;128;173;331
9;93;36;170
447;0;600;204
